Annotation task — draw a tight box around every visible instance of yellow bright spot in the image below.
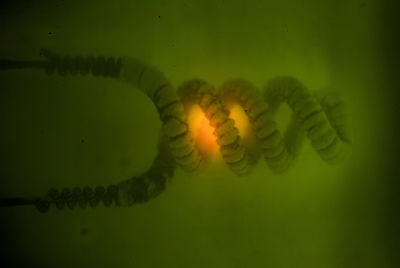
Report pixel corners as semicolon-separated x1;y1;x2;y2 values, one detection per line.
228;104;250;139
187;103;251;160
188;105;218;158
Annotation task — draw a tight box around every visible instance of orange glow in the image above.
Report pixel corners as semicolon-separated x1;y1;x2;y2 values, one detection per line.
187;103;251;159
228;104;250;139
188;105;218;158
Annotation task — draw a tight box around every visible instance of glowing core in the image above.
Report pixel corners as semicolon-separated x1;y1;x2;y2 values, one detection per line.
187;103;251;159
228;104;250;139
188;105;218;157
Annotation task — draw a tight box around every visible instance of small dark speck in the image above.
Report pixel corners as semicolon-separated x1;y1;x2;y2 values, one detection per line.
244;110;248;113
158;15;161;19
81;138;85;143
48;32;52;35
80;227;88;235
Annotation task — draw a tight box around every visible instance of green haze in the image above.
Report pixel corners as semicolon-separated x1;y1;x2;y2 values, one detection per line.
0;0;398;267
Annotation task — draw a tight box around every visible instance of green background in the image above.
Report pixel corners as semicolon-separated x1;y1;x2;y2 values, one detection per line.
0;0;399;267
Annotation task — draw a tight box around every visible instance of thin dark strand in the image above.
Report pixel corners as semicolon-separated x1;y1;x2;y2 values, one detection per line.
0;197;36;207
0;60;47;70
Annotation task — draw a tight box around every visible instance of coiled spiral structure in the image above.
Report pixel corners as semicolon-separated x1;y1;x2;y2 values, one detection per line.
0;50;352;212
35;185;118;213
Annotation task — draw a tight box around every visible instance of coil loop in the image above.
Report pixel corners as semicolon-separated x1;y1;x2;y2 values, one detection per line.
264;77;351;164
117;57;352;207
177;79;250;175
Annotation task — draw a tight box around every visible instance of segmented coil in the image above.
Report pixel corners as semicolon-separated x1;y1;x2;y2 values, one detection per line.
35;185;118;213
0;50;352;212
40;49;122;77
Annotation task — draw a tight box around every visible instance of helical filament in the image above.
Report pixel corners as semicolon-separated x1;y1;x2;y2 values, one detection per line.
0;50;352;212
